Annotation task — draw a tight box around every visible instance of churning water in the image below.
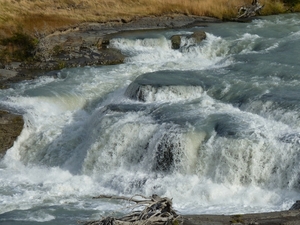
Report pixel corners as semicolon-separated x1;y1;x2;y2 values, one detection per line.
1;14;300;224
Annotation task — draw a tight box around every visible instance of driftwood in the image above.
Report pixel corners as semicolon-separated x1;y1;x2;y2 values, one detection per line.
84;194;181;225
238;0;264;18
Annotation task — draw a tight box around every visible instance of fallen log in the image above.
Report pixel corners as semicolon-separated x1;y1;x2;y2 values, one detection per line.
84;194;180;225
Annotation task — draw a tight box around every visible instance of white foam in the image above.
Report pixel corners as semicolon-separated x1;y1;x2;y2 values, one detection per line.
111;33;233;71
0;162;107;215
138;85;204;103
27;211;55;222
141;174;298;214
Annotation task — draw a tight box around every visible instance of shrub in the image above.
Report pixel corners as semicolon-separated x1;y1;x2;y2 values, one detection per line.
0;32;38;61
282;0;300;6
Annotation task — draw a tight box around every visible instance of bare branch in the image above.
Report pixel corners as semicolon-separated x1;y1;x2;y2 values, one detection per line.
238;0;264;19
85;194;181;225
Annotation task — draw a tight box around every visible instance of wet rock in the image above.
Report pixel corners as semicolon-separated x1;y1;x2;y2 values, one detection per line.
99;38;110;49
125;70;204;101
182;210;300;225
105;103;148;113
170;31;206;49
211;113;250;138
18;48;124;72
154;133;179;172
0;69;18;89
189;30;207;43
0;69;18;80
0;110;24;157
171;35;181;49
279;133;300;144
32;31;125;70
290;200;300;210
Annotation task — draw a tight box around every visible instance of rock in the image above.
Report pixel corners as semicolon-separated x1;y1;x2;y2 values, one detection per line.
97;48;125;65
189;30;207;43
0;69;18;80
0;110;24;157
99;38;110;49
125;70;204;102
181;210;300;225
4;62;21;70
170;31;206;50
171;35;181;49
290;200;300;210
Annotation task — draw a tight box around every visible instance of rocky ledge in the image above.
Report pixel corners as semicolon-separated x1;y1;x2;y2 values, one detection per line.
182;210;300;225
0;14;220;89
0;110;24;157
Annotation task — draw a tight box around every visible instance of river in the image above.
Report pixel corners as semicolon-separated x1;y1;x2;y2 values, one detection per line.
0;13;300;225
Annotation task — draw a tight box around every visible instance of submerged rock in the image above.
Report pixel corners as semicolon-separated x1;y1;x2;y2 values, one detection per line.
154;132;181;172
171;35;181;49
171;30;207;49
125;70;204;102
0;110;24;157
189;30;207;43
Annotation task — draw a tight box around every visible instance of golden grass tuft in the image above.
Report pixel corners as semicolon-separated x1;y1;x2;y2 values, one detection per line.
260;0;286;15
292;3;300;11
0;0;297;37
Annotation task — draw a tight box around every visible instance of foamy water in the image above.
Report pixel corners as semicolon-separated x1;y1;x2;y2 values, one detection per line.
1;14;300;224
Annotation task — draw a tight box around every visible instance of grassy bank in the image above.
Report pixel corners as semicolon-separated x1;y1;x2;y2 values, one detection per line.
0;0;299;37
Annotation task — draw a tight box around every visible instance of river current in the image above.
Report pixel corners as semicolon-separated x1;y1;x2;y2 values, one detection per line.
1;14;300;224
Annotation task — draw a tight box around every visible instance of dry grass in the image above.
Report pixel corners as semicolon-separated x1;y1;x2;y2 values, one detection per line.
0;0;296;37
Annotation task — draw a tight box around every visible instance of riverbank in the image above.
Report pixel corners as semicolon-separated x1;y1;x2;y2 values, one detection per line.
0;0;297;88
181;209;300;225
85;195;300;225
0;1;298;85
1;0;297;37
0;14;221;89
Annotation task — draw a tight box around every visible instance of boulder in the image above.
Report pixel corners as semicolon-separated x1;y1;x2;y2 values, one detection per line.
290;200;300;210
0;110;24;157
0;69;18;89
189;30;207;43
0;69;18;80
170;31;206;50
171;35;181;49
125;70;204;102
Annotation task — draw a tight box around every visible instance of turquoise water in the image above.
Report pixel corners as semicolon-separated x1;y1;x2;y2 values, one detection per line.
1;14;300;224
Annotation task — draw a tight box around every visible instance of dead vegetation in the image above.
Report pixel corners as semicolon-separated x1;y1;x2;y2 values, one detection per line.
84;194;180;225
0;0;298;38
238;0;264;18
